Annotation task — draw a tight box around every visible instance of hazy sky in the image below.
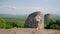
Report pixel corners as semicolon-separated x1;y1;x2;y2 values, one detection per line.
0;0;60;15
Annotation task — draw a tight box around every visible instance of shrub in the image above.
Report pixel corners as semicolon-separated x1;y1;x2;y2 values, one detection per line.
5;24;12;29
50;24;60;29
0;18;6;28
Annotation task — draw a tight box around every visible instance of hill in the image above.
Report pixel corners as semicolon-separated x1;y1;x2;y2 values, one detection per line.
0;14;27;28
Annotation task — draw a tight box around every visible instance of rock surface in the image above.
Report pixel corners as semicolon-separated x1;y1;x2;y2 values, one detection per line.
24;11;44;29
0;28;60;34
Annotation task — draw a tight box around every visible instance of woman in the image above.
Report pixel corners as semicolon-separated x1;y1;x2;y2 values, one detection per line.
35;14;41;30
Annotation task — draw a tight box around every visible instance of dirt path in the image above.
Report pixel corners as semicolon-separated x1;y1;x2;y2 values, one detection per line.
0;28;60;34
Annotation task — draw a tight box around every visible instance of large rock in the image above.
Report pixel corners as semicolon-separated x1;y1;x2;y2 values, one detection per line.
44;14;51;27
44;14;51;20
24;11;44;29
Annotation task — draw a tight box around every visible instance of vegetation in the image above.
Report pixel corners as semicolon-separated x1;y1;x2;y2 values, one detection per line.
0;15;27;29
0;14;60;30
44;17;60;30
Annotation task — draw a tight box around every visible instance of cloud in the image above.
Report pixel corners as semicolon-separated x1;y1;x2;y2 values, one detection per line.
0;5;17;10
0;5;53;13
0;5;60;15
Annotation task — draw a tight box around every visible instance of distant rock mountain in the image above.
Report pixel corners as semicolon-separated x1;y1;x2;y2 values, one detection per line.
44;14;51;19
50;14;60;19
44;14;60;20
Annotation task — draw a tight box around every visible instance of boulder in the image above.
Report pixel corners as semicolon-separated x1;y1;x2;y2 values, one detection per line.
44;14;52;27
24;11;44;29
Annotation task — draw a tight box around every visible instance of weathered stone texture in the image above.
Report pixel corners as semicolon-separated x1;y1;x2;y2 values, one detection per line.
24;11;44;29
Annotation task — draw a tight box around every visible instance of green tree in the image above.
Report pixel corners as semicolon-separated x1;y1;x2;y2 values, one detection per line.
0;18;6;28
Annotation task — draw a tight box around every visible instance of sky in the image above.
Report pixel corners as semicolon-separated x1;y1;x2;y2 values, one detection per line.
0;0;60;15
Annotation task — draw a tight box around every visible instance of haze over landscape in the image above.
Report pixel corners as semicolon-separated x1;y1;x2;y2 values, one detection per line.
0;0;60;34
0;0;60;15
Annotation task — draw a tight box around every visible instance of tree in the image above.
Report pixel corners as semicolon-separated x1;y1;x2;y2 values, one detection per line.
0;18;6;28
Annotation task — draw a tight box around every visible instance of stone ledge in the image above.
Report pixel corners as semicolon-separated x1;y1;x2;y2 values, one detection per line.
0;28;60;34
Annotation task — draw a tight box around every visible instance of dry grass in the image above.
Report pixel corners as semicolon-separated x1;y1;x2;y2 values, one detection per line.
0;28;60;34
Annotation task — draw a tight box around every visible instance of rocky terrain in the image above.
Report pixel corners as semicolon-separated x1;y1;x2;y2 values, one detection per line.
0;28;60;34
24;11;44;29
